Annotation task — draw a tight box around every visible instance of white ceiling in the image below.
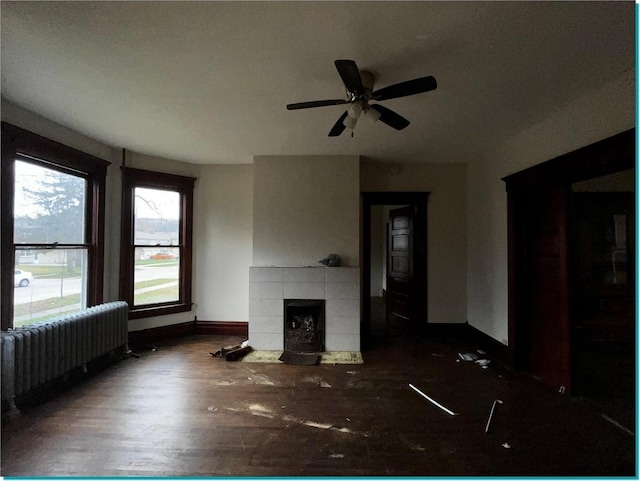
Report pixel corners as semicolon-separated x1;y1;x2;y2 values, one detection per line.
1;1;634;165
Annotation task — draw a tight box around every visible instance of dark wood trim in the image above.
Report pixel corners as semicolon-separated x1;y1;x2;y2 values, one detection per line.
503;128;635;382
127;321;248;350
119;167;196;319
128;321;196;350
1;122;110;175
502;129;634;189
1;147;16;331
195;321;249;337
1;123;109;329
361;192;429;347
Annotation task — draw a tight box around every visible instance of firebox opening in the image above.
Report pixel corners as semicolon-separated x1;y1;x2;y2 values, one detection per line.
284;299;325;353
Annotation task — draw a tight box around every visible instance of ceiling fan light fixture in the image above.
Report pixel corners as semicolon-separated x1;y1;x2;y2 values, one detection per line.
364;107;381;124
343;115;358;130
347;102;363;119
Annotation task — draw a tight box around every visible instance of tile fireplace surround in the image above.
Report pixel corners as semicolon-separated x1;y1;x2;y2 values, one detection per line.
249;267;360;352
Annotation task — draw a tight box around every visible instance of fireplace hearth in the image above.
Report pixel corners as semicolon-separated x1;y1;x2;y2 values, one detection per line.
284;299;325;352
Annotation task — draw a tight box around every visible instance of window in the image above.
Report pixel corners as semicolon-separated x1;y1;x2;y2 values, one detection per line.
1;122;109;330
119;167;195;319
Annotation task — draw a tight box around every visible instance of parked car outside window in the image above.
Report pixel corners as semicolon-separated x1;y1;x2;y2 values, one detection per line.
14;269;33;287
150;252;174;260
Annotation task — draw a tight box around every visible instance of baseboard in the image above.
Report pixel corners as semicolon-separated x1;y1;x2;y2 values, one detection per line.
425;322;468;337
464;322;510;364
128;321;196;349
424;322;510;365
195;321;248;337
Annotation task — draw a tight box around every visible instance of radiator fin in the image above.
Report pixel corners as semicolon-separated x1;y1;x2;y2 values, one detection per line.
1;301;129;403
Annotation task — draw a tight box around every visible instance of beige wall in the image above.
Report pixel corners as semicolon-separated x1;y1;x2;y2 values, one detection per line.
2;98;123;303
361;162;468;323
119;151;202;331
467;68;635;343
194;164;253;322
252;155;360;267
2;99;254;330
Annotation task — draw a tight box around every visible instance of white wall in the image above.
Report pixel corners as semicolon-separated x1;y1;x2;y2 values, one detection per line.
467;68;635;343
194;164;253;322
360;162;468;323
120;151;202;331
252;155;360;267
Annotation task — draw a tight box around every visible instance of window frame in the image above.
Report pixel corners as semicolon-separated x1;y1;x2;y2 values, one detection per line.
119;167;195;319
1;122;109;330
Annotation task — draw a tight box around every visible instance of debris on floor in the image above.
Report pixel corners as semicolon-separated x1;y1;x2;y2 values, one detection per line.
601;414;635;436
458;352;479;362
279;351;321;365
459;352;492;369
502;442;511;449
211;340;252;361
409;383;458;416
485;399;503;433
225;345;252;361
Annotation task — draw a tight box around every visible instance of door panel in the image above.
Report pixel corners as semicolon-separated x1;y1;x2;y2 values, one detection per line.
387;206;414;332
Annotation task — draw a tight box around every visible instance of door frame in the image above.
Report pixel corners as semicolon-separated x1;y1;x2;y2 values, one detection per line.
502;129;634;384
361;192;429;347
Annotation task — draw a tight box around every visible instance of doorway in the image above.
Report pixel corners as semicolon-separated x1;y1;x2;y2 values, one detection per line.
503;129;634;424
569;177;635;427
361;192;429;348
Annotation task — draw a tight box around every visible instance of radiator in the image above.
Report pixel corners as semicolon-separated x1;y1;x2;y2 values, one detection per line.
1;301;128;404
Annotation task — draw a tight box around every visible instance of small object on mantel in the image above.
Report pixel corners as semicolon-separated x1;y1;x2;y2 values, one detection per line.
318;254;341;267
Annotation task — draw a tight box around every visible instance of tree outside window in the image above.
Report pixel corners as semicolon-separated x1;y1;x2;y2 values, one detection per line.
1;122;109;330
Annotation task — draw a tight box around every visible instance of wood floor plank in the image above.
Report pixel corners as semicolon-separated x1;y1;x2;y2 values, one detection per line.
1;334;635;476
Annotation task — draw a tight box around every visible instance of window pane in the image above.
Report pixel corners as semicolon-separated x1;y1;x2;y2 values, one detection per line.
134;187;179;246
14;161;86;244
134;246;180;306
14;248;88;327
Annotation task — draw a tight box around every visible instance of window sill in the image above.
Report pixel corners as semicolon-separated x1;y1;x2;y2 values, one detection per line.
128;303;192;320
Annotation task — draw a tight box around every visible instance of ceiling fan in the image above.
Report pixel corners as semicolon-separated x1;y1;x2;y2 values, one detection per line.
286;59;437;137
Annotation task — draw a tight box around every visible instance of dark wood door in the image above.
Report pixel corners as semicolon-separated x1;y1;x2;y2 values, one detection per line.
527;186;571;391
386;206;414;333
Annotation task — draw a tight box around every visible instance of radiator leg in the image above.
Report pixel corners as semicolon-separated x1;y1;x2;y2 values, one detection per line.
5;397;17;412
126;344;140;359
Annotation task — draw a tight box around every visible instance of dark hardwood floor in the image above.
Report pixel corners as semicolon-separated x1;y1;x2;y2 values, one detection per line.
1;334;635;477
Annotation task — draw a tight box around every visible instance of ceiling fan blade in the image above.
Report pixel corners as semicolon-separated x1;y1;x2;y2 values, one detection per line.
328;111;349;137
335;59;364;94
372;76;437;101
370;104;410;130
287;99;348;110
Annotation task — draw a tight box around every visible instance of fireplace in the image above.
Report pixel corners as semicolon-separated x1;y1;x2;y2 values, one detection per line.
284;299;325;352
248;266;360;352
